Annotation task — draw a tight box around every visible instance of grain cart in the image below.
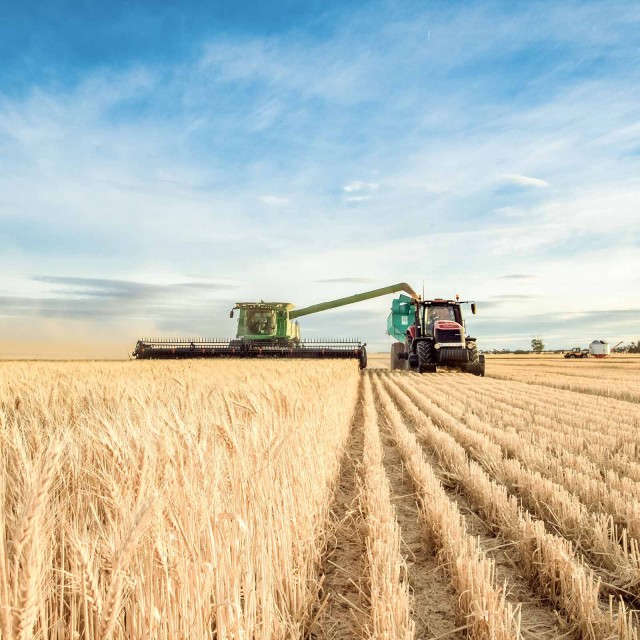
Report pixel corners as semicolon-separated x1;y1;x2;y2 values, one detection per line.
387;294;485;375
133;282;418;369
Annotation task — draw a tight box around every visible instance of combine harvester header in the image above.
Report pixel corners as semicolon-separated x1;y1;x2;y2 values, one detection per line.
133;282;419;369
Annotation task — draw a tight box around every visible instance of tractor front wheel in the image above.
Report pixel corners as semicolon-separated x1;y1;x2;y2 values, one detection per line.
417;341;436;373
463;344;485;376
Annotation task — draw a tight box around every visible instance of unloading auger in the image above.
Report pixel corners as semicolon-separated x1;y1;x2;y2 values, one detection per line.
132;282;418;369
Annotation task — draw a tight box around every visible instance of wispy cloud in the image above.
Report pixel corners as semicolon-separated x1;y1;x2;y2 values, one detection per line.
504;174;550;188
315;277;375;284
491;294;538;301
343;181;379;193
30;276;236;300
259;195;289;206
471;308;640;347
0;276;237;344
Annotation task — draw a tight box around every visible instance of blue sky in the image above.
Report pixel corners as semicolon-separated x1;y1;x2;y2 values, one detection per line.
1;0;639;357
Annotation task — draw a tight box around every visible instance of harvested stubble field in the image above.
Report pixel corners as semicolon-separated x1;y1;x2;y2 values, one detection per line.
1;355;639;639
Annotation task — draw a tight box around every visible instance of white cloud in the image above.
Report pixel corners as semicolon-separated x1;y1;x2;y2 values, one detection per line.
504;174;550;188
199;34;373;106
422;183;448;194
343;181;379;193
259;195;289;206
345;195;371;202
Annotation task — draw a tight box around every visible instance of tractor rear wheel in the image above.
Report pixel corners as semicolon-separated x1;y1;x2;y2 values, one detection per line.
390;342;406;370
417;341;436;373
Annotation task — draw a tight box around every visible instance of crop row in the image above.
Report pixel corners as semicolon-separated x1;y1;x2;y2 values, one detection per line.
488;361;640;403
386;373;640;596
374;372;637;640
453;374;640;488
360;375;414;638
412;381;640;520
370;375;520;639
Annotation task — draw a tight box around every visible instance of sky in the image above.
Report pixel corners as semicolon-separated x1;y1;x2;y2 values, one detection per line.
1;0;639;357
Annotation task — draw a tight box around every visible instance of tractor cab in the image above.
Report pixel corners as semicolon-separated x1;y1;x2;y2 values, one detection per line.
417;300;466;349
422;300;461;334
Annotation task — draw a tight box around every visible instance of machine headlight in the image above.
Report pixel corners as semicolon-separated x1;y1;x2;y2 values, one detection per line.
434;343;441;350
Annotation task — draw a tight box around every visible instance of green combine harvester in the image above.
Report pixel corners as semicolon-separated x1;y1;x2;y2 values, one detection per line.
132;282;419;368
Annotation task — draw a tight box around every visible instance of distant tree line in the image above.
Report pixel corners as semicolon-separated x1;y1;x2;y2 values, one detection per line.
481;340;640;355
615;341;640;354
483;349;532;355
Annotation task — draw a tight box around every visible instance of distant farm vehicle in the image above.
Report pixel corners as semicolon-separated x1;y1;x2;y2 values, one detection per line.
387;295;484;375
564;347;589;359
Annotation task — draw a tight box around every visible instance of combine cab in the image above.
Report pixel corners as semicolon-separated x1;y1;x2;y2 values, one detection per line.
387;295;485;375
133;282;420;369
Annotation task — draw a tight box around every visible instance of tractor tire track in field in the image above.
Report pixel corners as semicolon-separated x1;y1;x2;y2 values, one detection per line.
373;370;567;639
311;381;368;640
376;411;466;639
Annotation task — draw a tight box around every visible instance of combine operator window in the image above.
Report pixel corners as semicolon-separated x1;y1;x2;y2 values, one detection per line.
247;310;275;335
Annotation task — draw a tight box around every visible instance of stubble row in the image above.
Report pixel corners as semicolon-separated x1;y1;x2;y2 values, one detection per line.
374;371;637;640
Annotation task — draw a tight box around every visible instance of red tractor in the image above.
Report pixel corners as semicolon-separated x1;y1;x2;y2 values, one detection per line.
388;295;485;375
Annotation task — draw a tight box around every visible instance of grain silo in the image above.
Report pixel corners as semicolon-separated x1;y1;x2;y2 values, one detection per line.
589;339;610;358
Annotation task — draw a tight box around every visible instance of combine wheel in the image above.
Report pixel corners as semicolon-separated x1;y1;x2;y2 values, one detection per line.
359;346;368;370
417;341;436;374
390;342;406;370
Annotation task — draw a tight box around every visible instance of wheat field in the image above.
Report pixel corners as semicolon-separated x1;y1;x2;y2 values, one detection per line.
1;356;639;639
